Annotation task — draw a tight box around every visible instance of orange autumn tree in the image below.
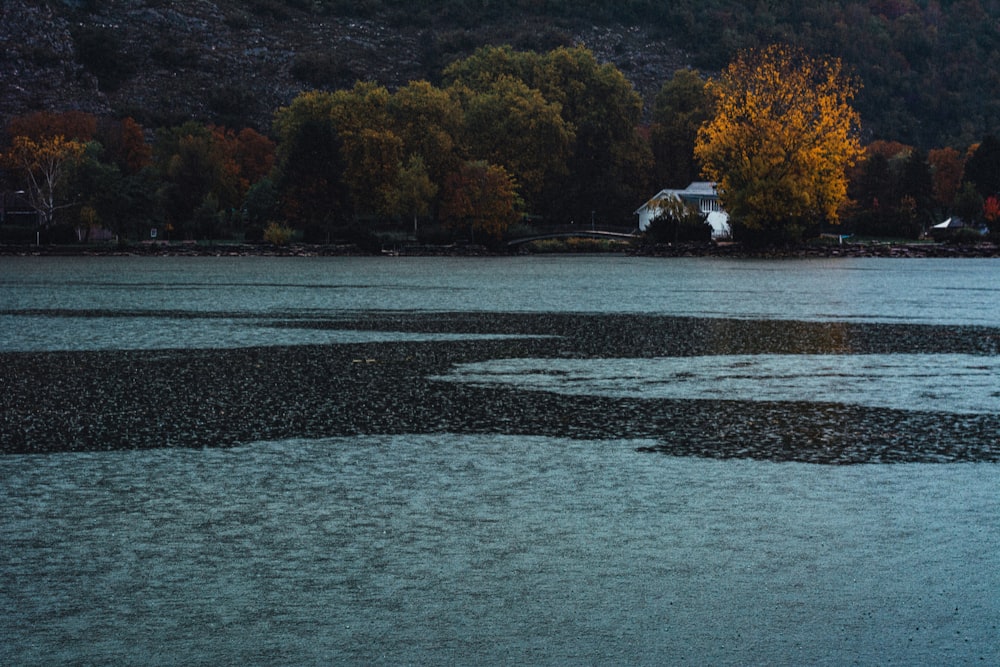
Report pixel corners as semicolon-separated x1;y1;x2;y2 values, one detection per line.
96;117;152;174
441;160;520;240
695;44;864;242
927;147;965;209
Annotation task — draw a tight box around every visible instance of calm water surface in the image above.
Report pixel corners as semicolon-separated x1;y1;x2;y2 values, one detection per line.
2;255;999;665
1;254;999;326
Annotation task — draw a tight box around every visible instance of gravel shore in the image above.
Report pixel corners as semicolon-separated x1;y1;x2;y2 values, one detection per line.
3;312;999;463
2;240;999;258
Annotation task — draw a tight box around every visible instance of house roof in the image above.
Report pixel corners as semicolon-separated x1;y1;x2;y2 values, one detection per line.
635;182;719;214
682;182;719;196
933;217;972;229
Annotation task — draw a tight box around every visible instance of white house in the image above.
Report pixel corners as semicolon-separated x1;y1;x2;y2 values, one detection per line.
635;181;731;239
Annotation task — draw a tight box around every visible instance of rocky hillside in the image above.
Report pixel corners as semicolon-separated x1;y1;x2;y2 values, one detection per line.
0;0;689;132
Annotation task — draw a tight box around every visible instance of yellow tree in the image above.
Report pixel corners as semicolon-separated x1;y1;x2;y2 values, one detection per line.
326;83;405;217
274;86;406;220
695;44;863;241
3;135;86;229
387;80;463;190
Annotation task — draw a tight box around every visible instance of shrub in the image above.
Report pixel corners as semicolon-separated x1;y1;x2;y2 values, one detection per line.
942;227;986;245
644;199;712;244
263;222;294;245
417;224;461;246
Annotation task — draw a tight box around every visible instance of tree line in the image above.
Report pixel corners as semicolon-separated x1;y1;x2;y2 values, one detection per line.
237;0;1000;149
2;44;999;247
1;46;651;246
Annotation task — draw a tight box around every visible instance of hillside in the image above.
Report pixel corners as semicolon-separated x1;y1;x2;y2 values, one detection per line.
3;0;1000;148
0;0;687;133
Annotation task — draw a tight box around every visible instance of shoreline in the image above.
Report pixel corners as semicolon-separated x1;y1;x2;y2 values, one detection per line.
2;240;999;258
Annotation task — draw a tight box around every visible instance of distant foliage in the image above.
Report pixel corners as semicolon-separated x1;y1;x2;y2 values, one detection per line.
963;136;1000;200
444;45;652;225
441;160;521;240
10;13;1000;247
6;111;97;143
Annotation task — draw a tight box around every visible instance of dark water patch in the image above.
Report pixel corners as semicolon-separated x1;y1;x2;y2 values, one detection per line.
259;311;1000;357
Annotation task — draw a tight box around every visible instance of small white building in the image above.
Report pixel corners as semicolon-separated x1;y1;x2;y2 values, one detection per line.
635;181;731;239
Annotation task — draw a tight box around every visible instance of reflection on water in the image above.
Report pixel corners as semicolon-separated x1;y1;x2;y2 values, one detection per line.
2;435;998;666
434;353;1000;414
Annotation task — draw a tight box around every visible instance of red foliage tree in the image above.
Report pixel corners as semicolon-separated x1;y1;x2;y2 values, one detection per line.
925;147;964;209
6;111;97;143
96;117;152;174
983;195;1000;224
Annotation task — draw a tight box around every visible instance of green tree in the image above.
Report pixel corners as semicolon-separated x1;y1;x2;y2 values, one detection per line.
450;75;572;210
386;155;438;234
152;122;269;240
954;181;984;224
695;44;864;242
325;83;406;217
963;136;1000;199
444;45;652;224
898;149;933;220
536;46;652;224
272;113;348;240
651;69;711;188
274;86;408;230
243;177;281;238
154;123;221;237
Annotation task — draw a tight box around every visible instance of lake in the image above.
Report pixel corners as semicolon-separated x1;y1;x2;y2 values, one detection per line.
1;255;998;665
